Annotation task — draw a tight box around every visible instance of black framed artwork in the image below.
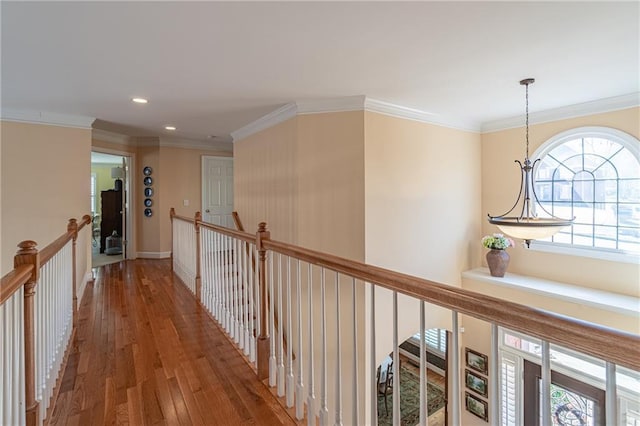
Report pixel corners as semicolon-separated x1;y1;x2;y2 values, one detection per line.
465;369;488;397
465;348;488;374
465;392;488;422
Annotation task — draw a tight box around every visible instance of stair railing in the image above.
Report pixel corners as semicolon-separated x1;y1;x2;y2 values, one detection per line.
0;214;91;426
170;209;640;426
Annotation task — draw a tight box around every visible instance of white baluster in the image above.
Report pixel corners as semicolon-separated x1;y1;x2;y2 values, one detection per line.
451;311;460;426
606;362;617;425
295;259;305;420
269;252;277;387
234;239;240;343
234;238;244;349
319;267;329;425
334;272;343;426
226;236;232;333
244;244;258;362
369;284;377;426
541;340;551;426
419;301;426;426
229;238;240;343
239;239;246;351
277;254;285;396
307;263;316;426
286;256;294;407
490;324;499;426
392;291;400;426
351;278;358;426
251;244;257;363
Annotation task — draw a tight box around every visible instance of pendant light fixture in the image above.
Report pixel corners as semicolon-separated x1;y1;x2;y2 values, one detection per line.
487;78;574;247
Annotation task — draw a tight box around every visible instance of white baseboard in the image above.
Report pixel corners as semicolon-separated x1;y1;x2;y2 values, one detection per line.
84;272;93;284
136;251;171;259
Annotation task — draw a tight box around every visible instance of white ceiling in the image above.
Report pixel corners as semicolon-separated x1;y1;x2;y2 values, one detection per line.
2;1;638;145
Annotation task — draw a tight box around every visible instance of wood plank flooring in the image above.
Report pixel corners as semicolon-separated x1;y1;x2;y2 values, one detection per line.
48;259;296;426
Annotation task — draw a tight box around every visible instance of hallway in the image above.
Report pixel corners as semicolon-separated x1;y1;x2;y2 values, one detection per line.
48;259;296;425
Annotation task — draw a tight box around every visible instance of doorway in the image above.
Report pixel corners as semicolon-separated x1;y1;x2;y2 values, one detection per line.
523;359;605;425
202;156;234;227
91;151;131;267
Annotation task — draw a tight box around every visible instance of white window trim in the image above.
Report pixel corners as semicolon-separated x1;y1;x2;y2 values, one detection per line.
532;126;640;261
529;240;640;264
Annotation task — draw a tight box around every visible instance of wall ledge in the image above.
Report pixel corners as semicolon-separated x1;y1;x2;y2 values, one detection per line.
462;268;639;317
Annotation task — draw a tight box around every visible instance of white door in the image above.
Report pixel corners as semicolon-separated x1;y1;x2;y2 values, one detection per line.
202;156;234;227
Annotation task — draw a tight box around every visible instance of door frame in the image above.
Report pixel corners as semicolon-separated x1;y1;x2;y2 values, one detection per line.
92;147;136;259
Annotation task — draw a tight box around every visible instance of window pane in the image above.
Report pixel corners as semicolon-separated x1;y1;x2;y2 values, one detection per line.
548;139;582;163
620;179;640;203
593;161;617;179
594;225;617;249
595;180;618;203
583;137;622;159
611;149;640;179
573;172;594;204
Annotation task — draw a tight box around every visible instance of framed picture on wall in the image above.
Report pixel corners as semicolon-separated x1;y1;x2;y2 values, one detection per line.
465;348;488;374
465;369;488;397
465;392;488;422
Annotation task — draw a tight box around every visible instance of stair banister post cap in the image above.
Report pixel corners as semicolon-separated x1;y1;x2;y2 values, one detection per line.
17;240;38;254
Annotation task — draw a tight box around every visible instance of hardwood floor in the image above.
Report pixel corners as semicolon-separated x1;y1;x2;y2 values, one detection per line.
48;259;296;426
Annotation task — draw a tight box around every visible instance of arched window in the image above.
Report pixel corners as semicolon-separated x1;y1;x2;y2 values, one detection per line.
533;127;640;256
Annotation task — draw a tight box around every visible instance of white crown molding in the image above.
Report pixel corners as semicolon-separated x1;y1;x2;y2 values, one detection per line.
231;103;297;142
482;92;640;133
92;128;132;145
296;95;366;114
364;98;480;132
159;137;233;153
231;96;481;142
1;108;95;129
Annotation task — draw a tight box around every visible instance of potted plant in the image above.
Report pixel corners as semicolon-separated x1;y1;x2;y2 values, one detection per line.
482;233;515;277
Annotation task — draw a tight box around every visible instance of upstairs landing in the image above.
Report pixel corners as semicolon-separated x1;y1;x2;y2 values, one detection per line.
48;259;296;425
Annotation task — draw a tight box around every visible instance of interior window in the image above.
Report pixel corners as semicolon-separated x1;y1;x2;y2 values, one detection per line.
533;127;640;254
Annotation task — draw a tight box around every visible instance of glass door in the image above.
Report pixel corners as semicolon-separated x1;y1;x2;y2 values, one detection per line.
524;359;605;425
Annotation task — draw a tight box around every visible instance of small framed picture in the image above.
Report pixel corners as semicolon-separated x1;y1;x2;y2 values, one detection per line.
465;392;488;422
465;369;488;397
465;348;488;374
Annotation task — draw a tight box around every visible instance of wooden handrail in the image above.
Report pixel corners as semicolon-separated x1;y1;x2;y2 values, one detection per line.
232;211;244;231
0;264;34;304
77;214;92;231
197;218;256;243
39;231;74;266
262;238;640;371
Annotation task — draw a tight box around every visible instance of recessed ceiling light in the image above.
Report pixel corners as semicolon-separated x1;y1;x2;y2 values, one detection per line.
131;97;148;104
165;126;176;131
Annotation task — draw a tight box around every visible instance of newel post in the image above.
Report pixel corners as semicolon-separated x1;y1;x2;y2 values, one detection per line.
67;218;79;326
169;208;175;272
194;211;202;300
256;222;270;380
14;240;40;426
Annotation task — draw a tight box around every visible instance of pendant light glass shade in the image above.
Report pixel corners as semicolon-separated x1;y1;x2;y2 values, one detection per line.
487;79;574;247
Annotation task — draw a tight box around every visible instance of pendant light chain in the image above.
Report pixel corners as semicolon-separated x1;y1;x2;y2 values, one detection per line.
525;82;530;160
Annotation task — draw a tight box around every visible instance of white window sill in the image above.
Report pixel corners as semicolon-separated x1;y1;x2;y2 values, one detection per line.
462;268;639;317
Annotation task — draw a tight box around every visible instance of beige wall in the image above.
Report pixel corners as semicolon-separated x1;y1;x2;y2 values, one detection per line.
234;117;299;242
1;120;92;286
234;112;365;259
364;111;482;363
158;146;232;253
482;107;640;297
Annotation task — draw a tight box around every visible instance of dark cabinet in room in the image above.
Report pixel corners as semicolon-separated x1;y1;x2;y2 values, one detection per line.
100;189;123;253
